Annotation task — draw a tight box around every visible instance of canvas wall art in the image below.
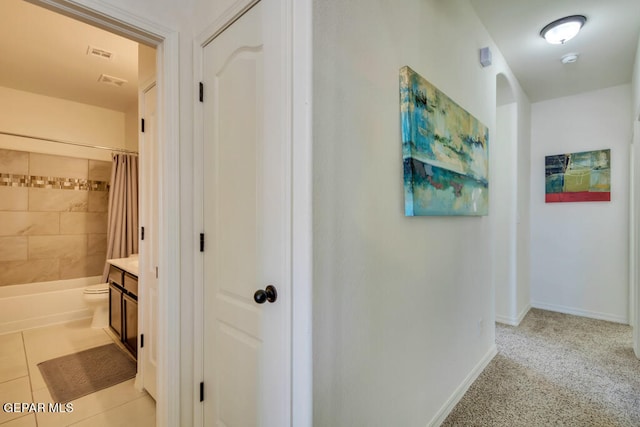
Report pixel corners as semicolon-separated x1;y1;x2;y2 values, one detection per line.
400;66;489;216
545;149;610;203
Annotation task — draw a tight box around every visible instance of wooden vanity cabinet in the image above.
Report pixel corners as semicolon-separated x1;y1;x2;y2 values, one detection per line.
109;285;123;338
123;293;138;358
108;266;124;339
108;265;138;359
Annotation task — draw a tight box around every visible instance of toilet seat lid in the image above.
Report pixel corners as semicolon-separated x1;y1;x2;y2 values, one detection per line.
85;283;109;294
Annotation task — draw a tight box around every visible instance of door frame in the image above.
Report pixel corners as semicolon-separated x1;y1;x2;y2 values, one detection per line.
633;118;640;358
193;0;312;425
28;1;181;425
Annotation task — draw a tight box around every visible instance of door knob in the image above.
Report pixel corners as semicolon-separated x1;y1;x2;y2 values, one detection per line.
254;285;278;304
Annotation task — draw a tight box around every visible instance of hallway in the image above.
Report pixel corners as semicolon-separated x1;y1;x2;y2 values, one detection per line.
443;309;640;426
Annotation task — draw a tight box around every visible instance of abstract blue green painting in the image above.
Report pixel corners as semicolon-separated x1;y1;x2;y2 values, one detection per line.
400;66;489;216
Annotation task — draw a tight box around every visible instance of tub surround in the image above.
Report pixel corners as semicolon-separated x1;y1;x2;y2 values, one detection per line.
0;148;110;287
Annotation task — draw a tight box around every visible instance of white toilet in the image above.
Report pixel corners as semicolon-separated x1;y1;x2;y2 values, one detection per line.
83;283;110;328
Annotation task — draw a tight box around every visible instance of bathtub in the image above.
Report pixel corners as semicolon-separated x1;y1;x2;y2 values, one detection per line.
0;276;101;335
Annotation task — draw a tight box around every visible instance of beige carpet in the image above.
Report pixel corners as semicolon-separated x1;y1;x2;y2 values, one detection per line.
442;309;640;426
38;343;136;403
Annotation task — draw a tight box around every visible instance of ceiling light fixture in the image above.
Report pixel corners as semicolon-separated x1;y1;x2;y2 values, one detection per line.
540;15;586;45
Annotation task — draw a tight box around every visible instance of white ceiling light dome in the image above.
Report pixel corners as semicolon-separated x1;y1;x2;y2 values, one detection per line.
540;15;587;45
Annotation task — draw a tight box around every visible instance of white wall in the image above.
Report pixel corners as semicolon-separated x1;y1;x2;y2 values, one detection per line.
633;35;640;120
633;119;640;357
313;0;527;424
531;84;631;323
494;102;518;323
517;96;532;322
631;33;640;357
494;75;532;327
0;86;125;161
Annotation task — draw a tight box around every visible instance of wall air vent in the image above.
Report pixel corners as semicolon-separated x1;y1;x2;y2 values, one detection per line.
87;46;114;61
98;74;128;87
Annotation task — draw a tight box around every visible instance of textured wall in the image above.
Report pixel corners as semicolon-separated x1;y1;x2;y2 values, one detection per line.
0;148;110;286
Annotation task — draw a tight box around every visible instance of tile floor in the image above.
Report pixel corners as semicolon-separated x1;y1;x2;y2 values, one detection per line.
0;319;155;427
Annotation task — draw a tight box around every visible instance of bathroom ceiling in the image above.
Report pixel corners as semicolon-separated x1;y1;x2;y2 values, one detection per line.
0;0;139;112
469;0;640;102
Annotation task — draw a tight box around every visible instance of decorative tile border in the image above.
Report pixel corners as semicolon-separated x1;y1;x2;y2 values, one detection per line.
0;174;109;191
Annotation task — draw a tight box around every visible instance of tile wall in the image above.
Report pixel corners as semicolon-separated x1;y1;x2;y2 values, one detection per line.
0;148;111;286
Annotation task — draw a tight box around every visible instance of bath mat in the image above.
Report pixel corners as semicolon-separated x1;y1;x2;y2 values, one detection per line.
37;343;136;403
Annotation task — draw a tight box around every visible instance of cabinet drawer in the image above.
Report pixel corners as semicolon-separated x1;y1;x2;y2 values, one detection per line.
124;272;138;297
108;266;124;286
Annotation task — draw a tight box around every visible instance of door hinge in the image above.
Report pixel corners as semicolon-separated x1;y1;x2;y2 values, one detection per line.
200;233;205;252
140;334;144;348
199;382;204;402
141;118;145;133
155;266;158;279
141;226;145;241
199;82;204;102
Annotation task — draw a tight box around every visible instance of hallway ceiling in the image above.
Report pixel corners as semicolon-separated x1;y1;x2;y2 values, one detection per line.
0;0;139;112
469;0;640;102
1;1;637;109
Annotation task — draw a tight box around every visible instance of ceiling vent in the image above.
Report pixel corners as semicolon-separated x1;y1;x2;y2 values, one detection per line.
87;46;114;61
98;74;128;87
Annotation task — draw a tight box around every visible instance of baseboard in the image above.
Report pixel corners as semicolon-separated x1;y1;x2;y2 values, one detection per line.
495;314;516;326
427;344;498;427
531;301;628;324
495;304;531;326
515;304;531;325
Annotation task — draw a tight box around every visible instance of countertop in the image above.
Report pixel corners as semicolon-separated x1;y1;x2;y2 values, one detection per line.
107;254;139;277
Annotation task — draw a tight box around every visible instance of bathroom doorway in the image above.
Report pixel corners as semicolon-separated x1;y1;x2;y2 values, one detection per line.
0;0;176;424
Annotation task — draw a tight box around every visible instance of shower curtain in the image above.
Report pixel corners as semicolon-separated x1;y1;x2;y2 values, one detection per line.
102;153;139;281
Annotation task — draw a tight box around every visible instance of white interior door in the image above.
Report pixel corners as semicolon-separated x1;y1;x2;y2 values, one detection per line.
202;1;291;426
140;82;158;400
